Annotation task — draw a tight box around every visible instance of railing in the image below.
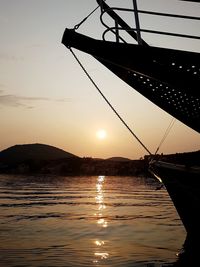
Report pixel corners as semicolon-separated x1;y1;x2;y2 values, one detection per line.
97;0;200;45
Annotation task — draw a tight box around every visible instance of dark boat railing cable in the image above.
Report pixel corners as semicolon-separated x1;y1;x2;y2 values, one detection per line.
68;1;151;156
66;1;184;158
68;47;152;156
68;46;176;158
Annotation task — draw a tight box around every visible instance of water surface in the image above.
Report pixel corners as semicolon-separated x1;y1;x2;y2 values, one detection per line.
0;175;185;266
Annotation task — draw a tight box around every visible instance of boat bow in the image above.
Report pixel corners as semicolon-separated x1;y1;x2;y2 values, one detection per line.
62;28;200;133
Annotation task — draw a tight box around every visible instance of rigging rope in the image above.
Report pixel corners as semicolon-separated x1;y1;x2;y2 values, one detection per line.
69;1;174;157
154;118;176;155
74;2;104;30
68;47;152;156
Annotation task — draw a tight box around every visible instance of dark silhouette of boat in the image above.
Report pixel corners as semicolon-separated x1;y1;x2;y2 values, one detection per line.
62;0;200;265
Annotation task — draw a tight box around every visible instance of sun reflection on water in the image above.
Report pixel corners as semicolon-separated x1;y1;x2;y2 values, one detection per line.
94;252;109;259
95;240;105;246
93;175;109;264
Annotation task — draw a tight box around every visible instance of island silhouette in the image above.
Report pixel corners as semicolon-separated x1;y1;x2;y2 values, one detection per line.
0;143;199;176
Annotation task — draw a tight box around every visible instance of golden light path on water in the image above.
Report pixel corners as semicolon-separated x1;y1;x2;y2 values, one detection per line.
93;175;109;264
0;175;186;266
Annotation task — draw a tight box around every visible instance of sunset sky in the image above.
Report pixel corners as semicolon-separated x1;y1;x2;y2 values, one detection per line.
0;0;200;159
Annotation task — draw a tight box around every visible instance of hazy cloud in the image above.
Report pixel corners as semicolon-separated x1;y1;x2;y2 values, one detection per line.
0;84;5;89
0;92;71;108
0;53;24;62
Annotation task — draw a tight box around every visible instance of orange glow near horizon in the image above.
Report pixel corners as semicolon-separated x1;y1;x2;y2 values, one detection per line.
0;1;200;160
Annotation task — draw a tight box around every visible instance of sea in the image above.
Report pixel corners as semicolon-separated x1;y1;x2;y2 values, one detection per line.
0;174;186;267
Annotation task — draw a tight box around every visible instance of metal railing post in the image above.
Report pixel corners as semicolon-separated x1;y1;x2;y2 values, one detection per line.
115;21;120;42
133;0;142;45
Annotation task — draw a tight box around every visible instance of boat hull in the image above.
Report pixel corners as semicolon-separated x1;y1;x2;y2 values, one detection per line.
150;160;200;237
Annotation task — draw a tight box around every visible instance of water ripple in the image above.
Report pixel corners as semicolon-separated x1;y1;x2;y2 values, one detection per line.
0;175;185;267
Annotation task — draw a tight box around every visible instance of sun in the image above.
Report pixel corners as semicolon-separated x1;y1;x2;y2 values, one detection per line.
96;129;107;140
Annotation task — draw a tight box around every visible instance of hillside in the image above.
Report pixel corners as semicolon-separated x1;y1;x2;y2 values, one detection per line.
0;143;78;164
0;144;147;176
0;143;199;176
107;157;131;162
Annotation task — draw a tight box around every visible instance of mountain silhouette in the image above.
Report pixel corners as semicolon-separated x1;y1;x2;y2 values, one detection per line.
0;143;78;164
107;157;131;162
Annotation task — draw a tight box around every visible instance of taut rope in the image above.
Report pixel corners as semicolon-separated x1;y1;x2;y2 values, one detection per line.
68;47;152;156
